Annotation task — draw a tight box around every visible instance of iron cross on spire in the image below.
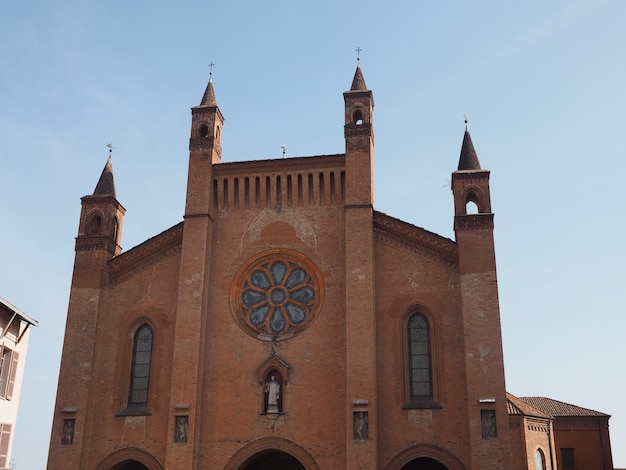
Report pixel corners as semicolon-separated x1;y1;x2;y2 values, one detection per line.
355;47;362;63
208;62;215;79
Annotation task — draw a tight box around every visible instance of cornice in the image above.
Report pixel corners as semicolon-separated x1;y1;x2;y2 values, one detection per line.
108;223;184;284
189;138;222;158
213;154;345;176
344;124;373;139
452;170;490;181
75;236;121;256
553;417;607;430
373;212;457;267
454;213;494;231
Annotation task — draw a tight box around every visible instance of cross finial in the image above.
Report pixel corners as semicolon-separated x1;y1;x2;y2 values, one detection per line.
106;143;115;155
355;47;362;63
463;113;468;128
209;62;215;79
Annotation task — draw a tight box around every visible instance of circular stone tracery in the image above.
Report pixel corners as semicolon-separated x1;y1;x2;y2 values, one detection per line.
231;250;323;341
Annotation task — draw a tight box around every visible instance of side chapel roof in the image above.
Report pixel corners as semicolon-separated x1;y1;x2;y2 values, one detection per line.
520;397;610;418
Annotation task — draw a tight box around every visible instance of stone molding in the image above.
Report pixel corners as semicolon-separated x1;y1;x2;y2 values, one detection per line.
75;236;120;256
553;417;606;430
454;213;494;231
452;169;490;180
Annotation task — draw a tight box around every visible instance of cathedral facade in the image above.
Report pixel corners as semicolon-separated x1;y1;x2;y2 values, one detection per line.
49;66;529;469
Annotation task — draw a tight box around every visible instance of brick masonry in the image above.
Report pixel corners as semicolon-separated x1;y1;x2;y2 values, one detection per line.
48;67;521;470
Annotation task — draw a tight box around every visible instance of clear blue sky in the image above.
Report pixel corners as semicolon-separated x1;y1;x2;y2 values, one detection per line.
2;1;625;468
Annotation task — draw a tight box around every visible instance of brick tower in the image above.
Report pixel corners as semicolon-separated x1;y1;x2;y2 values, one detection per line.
343;63;378;469
452;127;512;468
48;156;125;469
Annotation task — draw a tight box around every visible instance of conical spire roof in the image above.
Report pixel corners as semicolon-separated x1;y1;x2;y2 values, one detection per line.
350;64;368;91
93;156;117;197
457;128;481;170
200;77;217;106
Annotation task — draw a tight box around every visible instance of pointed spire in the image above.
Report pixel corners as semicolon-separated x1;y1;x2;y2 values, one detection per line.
457;127;482;171
350;64;368;91
93;156;117;197
200;77;217;106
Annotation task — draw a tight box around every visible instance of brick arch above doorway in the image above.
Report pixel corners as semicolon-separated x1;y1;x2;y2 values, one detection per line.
97;446;163;470
385;444;466;470
224;437;320;470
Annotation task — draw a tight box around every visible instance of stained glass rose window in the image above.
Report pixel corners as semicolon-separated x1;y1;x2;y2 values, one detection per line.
231;250;323;340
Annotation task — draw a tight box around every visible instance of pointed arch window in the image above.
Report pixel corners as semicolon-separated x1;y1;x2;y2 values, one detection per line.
128;325;153;407
111;217;119;243
87;213;102;236
408;313;433;401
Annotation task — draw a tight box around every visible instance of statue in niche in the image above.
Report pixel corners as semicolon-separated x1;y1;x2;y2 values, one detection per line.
354;411;368;440
174;415;188;443
61;419;75;445
264;374;281;413
481;410;497;438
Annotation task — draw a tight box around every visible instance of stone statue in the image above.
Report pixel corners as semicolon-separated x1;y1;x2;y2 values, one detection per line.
61;419;75;445
354;412;368;440
265;375;281;413
175;415;188;443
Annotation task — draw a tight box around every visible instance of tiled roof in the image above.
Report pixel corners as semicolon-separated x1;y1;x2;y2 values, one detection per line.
520;397;609;418
506;393;551;418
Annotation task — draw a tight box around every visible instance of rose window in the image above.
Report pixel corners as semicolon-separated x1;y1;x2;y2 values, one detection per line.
231;250;323;340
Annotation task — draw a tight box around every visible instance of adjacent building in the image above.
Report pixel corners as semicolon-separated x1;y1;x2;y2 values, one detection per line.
0;297;38;469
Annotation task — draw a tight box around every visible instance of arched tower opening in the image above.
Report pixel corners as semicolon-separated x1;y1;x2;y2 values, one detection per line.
352;109;364;125
87;213;102;235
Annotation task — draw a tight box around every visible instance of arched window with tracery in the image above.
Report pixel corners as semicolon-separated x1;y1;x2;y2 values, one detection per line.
128;325;153;407
408;313;433;401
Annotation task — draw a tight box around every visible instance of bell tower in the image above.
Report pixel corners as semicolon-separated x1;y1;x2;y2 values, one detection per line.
343;62;378;469
164;72;224;467
49;155;125;468
452;127;511;468
186;70;224;216
77;155;125;255
343;62;374;206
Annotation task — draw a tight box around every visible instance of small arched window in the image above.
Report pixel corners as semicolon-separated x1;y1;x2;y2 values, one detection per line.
408;313;433;400
465;190;480;214
465;200;479;214
111;217;119;243
352;109;364;125
87;213;102;236
534;448;546;470
128;325;153;407
199;124;209;138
